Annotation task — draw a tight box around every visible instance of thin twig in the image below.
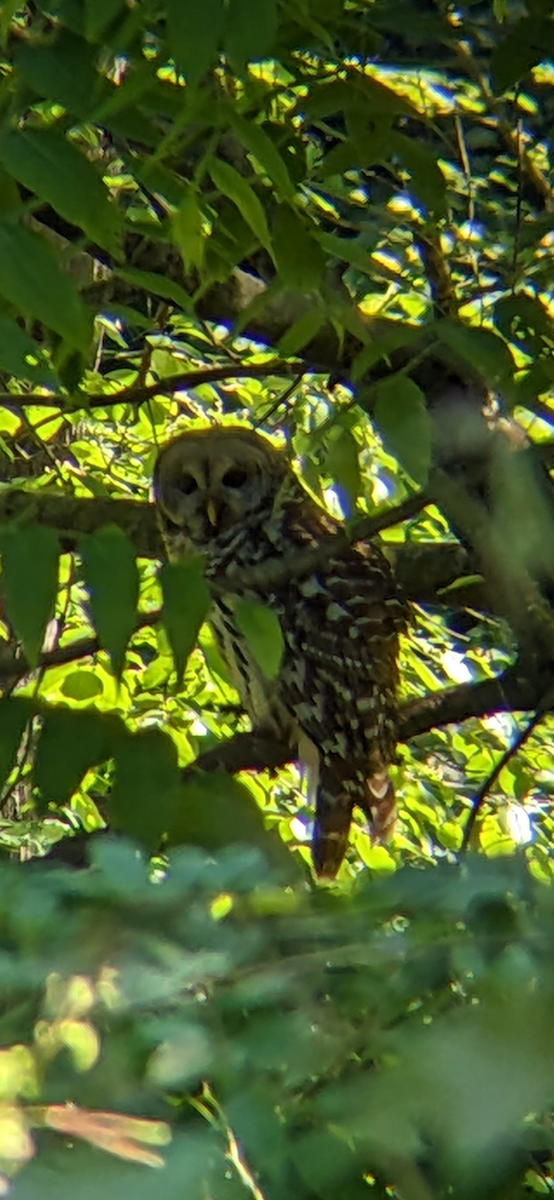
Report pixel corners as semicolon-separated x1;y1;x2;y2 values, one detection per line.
460;685;554;853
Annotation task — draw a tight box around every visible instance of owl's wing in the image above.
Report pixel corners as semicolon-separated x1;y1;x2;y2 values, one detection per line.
276;496;407;877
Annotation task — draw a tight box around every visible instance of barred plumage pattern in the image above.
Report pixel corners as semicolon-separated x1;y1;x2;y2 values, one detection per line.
153;427;406;878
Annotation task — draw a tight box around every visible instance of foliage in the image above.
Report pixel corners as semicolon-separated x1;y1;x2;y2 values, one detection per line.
0;0;552;1196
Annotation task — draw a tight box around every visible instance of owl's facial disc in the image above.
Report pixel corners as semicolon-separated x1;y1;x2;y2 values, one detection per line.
154;429;286;545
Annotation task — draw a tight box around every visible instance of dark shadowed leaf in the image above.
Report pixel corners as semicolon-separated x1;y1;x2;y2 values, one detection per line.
0;127;122;257
225;0;277;64
494;293;554;354
491;17;554;92
0;525;59;666
278;306;326;356
167;0;226;83
0;316;58;387
169;772;301;877
0;221;91;349
84;0;125;40
160;557;211;684
390;132;447;215
13;30;100;117
208;158;272;251
0;698;32;792
81;526;139;678
436;321;514;394
374;377;432;486
172;189;205;272
111;728;181;848
272;206;325;291
113;266;193;311
234;598;284;681
230;113;296;202
34;708;113;808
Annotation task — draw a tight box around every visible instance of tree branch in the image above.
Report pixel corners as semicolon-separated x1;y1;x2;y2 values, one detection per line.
186;661;554;780
0;487;478;608
0;363;301;412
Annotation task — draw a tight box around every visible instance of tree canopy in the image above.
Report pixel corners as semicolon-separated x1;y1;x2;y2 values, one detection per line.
1;1;554;1197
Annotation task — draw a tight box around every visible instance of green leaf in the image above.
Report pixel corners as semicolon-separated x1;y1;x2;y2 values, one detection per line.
111;728;181;849
34;709;112;809
80;526;139;678
373;377;432;486
225;0;277;64
208;158;272;251
324;428;361;515
60;670;104;702
494;293;554;354
272;206;325;291
0;0;21;45
13;30;100;118
167;0;226;83
0;220;91;349
0;127;122;257
233;598;284;681
0;525;59;666
389;132;447;216
0;316;58;387
160;557;211;684
172;189;205;272
278;306;326;356
0;698;32;791
169;772;300;877
490;17;554;92
84;0;125;40
229;113;296;202
436;321;514;394
113;265;193;311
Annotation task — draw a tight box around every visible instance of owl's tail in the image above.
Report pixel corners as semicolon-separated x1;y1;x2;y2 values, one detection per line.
312;765;396;880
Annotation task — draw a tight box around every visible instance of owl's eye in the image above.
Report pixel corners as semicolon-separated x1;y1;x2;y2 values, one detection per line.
180;473;199;495
222;468;248;489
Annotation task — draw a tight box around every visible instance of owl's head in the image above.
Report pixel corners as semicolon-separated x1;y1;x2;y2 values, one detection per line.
153;426;289;545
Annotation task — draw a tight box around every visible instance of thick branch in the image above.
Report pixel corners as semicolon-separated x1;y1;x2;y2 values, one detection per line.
179;662;552;779
0;488;477;609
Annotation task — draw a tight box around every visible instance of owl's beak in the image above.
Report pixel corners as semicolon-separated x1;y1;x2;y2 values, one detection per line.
206;497;220;527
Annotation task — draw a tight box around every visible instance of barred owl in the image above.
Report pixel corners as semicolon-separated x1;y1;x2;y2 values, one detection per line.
153;426;406;878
